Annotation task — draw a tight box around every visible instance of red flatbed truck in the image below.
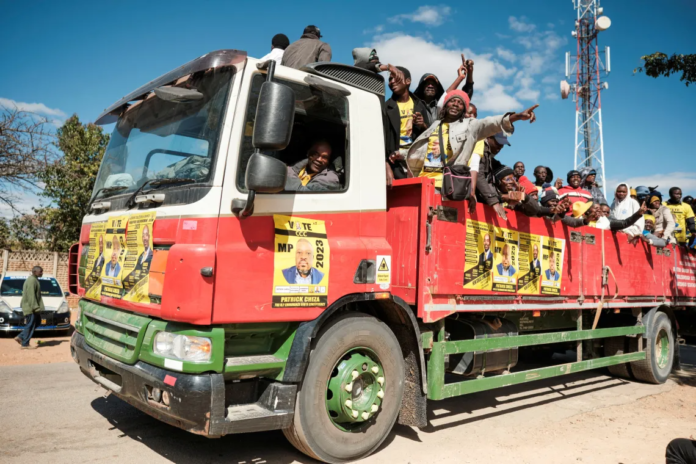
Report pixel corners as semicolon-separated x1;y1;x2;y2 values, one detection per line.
68;50;692;463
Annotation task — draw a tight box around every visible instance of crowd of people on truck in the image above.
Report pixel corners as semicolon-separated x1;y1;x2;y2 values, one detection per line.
263;25;696;250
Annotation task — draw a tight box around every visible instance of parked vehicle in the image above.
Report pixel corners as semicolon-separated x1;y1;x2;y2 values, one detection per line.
68;50;688;463
1;271;72;332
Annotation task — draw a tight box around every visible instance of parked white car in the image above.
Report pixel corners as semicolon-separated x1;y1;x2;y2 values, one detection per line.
0;271;71;332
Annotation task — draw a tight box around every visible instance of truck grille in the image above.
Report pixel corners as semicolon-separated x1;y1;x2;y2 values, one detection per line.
81;301;151;364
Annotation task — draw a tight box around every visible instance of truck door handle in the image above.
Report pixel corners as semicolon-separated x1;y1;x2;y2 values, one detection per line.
426;222;432;253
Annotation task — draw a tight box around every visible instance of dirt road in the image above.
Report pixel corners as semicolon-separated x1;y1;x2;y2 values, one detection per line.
1;334;695;463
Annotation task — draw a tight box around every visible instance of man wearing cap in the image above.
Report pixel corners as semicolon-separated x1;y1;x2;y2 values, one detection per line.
384;66;431;184
472;132;511;215
260;34;290;65
579;167;607;205
664;187;696;245
558;170;592;214
281;25;332;70
494;165;557;218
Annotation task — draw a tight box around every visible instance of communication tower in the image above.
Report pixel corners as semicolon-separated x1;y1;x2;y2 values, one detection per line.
560;0;611;196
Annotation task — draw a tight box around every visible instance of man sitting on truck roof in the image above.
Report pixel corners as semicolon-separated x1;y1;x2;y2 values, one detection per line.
406;89;539;219
260;34;290;65
285;140;340;192
280;25;332;70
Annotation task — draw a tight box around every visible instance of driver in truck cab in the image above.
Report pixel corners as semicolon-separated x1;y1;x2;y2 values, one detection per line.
284;140;341;192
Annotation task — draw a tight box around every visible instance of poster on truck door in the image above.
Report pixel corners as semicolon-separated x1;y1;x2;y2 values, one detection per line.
100;215;128;299
463;220;495;291
517;232;542;294
84;221;108;300
541;236;565;296
491;226;519;293
272;215;330;308
122;211;156;303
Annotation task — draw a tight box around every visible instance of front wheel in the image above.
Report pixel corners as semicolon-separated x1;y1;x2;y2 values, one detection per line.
283;313;405;463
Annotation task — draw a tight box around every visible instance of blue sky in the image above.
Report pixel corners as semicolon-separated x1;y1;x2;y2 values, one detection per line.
2;0;695;214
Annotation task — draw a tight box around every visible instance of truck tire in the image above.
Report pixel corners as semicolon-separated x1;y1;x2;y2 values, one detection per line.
283;313;405;463
631;312;674;384
604;336;635;379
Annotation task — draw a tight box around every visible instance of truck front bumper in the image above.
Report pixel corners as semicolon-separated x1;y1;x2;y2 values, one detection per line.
70;332;296;437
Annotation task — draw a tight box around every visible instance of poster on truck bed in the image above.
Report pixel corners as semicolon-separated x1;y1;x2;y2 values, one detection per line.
84;221;108;300
463;220;495;291
517;232;542;294
100;215;128;299
491;226;519;293
122;211;156;303
541;236;565;296
272;215;330;308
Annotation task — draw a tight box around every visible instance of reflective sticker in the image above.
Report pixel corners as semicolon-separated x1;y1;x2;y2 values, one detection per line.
163;374;177;386
182;220;197;230
164;359;183;371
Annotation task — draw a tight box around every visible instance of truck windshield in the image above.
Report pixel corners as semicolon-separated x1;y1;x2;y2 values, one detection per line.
91;66;234;198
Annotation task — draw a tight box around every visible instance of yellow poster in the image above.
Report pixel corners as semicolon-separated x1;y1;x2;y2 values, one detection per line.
122;212;156;303
84;222;107;300
463;220;495;291
492;226;519;293
518;232;542;294
541;236;565;296
272;215;330;308
100;215;128;299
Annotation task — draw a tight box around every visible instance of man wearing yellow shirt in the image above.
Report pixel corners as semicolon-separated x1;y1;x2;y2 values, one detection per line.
384;66;430;184
664;187;696;245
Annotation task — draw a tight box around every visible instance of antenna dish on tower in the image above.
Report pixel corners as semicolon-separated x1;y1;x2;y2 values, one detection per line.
560;80;571;99
596;16;611;31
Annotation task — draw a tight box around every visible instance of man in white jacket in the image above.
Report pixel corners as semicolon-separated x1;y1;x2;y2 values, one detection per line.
260;34;290;65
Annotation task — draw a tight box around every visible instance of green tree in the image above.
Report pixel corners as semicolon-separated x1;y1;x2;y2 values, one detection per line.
38;115;109;251
8;214;48;250
635;52;696;86
0;217;10;249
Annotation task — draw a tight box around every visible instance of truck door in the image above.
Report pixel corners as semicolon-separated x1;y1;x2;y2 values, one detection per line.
214;64;388;324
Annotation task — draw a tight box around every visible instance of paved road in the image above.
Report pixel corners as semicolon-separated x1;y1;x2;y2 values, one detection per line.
1;348;694;464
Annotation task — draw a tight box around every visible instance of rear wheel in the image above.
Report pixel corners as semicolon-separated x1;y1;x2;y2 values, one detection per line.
283;313;405;463
604;336;636;379
631;312;674;384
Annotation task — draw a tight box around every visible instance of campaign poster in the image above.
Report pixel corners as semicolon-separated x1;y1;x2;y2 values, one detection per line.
84;221;107;300
541;236;565;296
100;215;128;299
492;226;519;293
463;220;495;291
518;232;542;295
122;212;156;303
272;215;330;308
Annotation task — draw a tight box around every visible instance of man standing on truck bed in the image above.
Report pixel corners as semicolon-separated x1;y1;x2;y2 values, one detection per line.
281;25;332;70
15;266;44;349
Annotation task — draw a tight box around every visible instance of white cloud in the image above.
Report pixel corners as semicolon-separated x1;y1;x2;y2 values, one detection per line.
389;5;452;26
606;172;696;195
370;33;522;112
542;75;558;84
509;16;536;33
544;91;560;100
496;47;517;62
363;25;385;35
0;190;43;219
0;97;66;118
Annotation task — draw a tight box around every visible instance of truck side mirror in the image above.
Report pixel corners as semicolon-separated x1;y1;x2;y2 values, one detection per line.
234;75;295;218
252;81;295;150
245;152;287;193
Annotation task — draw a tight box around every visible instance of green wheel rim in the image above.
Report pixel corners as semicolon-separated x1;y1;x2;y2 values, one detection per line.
656;329;670;369
325;347;385;432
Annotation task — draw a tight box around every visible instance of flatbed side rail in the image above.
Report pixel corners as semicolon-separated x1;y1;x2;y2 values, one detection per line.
425;325;645;401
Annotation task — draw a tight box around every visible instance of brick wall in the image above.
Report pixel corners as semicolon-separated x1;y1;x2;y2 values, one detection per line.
3;250;79;308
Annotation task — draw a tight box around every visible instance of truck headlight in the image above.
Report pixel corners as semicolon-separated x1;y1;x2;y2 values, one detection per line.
56;302;70;314
153;332;212;363
0;300;12;314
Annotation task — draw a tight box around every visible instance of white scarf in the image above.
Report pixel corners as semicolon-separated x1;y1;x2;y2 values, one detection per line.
610;182;644;235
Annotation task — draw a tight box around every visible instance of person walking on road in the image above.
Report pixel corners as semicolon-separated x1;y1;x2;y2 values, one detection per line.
15;266;45;349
